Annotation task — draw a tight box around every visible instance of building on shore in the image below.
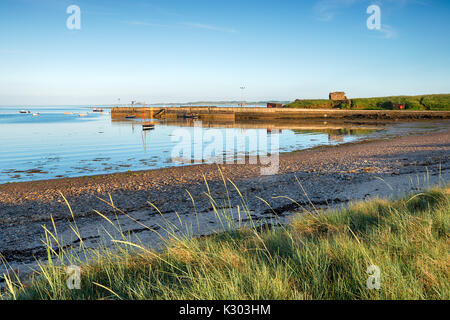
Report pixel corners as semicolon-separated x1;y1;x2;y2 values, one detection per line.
329;92;347;101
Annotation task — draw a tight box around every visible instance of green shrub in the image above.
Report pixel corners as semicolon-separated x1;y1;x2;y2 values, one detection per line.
284;94;450;111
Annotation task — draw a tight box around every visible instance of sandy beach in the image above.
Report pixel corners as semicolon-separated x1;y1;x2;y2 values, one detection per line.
1;126;449;280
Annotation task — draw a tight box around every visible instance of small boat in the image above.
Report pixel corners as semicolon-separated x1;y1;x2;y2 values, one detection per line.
78;113;88;117
92;108;104;112
125;115;136;119
183;113;198;119
32;113;40;116
63;112;74;115
19;110;31;114
142;122;155;130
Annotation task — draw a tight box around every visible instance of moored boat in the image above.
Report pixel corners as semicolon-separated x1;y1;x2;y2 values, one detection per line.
142;126;155;131
183;113;198;119
142;122;155;130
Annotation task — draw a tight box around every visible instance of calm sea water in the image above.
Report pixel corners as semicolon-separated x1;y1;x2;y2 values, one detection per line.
0;105;440;184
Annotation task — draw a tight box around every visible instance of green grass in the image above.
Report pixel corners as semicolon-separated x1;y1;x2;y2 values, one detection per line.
284;94;450;111
1;185;449;300
285;99;336;109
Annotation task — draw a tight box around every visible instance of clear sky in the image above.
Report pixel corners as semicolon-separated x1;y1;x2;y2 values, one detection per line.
1;0;449;105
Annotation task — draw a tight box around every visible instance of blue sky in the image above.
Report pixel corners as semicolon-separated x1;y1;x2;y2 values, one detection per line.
0;0;449;105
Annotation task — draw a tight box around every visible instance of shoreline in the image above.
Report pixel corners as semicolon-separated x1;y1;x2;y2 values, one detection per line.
1;128;449;210
1;118;447;185
111;106;450;122
1;119;448;189
1;128;449;279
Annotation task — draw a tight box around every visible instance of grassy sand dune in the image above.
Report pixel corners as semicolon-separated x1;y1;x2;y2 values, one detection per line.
2;184;449;300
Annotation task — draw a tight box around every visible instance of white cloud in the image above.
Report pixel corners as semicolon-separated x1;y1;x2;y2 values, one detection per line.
123;21;171;28
182;22;238;34
314;0;428;21
314;0;411;39
314;0;359;21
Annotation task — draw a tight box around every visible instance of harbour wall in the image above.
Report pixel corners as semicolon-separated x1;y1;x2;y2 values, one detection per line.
111;106;450;121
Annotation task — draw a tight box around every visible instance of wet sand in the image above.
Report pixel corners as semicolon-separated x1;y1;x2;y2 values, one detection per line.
0;127;449;281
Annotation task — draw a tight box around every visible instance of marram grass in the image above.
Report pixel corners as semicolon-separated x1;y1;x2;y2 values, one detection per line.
1;185;449;300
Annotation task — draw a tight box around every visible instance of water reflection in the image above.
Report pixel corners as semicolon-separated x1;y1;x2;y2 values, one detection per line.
0;107;424;183
110;118;384;166
113;118;382;146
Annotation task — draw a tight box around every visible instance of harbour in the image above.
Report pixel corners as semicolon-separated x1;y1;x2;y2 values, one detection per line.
111;106;450;121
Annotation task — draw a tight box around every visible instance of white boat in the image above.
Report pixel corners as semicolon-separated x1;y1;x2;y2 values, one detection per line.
19;110;31;114
32;113;40;116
